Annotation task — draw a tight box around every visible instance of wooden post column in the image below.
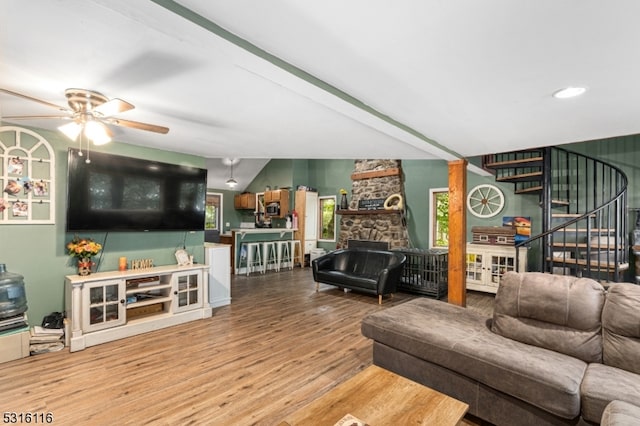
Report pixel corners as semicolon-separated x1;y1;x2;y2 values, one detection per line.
447;159;467;307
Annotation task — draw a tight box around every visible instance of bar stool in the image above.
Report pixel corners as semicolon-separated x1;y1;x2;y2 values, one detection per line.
276;240;292;270
242;242;263;276
290;240;303;268
262;241;279;273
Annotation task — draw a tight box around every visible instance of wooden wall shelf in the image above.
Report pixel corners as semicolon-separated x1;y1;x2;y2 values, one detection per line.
336;209;403;215
350;167;401;181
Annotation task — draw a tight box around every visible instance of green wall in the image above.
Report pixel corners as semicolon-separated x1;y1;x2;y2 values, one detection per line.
13;121;639;328
246;158;539;251
1;124;207;326
207;188;244;233
246;159;294;193
238;135;639;261
564;134;640;208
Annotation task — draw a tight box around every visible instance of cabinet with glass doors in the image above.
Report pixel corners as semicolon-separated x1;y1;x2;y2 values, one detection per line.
65;264;210;352
466;243;527;293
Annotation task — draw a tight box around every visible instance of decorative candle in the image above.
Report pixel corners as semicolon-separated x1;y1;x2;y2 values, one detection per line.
118;257;127;271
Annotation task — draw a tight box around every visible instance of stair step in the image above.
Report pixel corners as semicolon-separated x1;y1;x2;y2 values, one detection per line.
496;171;543;183
551;242;624;250
555;228;616;233
516;186;542;194
548;257;629;272
485;156;544;169
537;200;571;208
552;213;596;218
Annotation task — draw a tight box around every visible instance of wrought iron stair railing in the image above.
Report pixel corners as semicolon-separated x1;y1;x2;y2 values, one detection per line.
483;146;629;282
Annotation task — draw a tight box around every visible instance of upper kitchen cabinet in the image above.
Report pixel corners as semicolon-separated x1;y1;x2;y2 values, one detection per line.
264;189;290;218
234;192;256;210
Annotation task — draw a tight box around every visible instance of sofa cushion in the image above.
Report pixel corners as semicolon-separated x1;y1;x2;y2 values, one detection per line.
601;400;640;426
491;271;605;363
361;297;586;419
314;270;377;291
581;363;640;423
602;282;640;375
342;250;400;276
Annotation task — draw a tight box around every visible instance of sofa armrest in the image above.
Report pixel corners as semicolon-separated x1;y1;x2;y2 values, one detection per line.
601;400;640;426
312;251;338;281
376;255;405;294
313;255;334;270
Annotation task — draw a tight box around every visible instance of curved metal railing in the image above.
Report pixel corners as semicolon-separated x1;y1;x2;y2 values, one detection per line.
515;146;628;282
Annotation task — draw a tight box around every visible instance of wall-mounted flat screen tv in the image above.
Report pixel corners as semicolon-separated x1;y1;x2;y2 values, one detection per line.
66;148;207;232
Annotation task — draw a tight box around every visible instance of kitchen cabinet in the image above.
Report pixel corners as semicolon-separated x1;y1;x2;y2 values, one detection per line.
264;189;289;218
465;243;527;293
265;189;284;203
234;192;256;210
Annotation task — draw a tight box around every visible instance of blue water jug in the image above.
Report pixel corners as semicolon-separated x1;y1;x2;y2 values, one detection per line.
0;263;28;318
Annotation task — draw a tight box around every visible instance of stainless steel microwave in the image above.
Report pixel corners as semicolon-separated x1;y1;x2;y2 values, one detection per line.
266;202;280;216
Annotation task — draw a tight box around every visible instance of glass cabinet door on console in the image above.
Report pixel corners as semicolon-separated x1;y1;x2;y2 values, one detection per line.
465;243;527;294
465;251;484;285
173;270;202;313
82;279;126;332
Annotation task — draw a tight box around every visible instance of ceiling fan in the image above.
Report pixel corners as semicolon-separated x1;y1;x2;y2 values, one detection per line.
0;87;169;145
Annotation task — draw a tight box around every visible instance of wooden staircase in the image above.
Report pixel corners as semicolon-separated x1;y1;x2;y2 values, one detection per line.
483;146;629;283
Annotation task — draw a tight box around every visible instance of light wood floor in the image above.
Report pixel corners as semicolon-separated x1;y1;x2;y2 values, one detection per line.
0;268;495;425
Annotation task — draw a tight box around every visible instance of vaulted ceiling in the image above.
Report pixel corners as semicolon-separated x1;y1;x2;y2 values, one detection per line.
2;1;639;189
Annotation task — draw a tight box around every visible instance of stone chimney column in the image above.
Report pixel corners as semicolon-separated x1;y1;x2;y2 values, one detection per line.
338;160;408;249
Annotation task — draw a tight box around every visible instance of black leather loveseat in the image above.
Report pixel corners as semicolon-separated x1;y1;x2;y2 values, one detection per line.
312;248;406;304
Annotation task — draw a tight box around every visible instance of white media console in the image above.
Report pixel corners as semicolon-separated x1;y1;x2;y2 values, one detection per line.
65;264;212;352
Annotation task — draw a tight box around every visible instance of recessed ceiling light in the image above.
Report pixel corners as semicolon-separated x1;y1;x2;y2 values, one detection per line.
553;87;587;99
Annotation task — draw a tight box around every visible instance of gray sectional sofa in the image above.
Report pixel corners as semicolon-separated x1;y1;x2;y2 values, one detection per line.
361;272;640;425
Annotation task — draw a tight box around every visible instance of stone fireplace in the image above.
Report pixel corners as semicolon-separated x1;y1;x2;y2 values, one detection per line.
338;160;409;249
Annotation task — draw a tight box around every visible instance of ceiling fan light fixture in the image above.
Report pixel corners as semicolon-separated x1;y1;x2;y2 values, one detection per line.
1;88;168;147
58;121;82;141
85;120;111;145
553;86;587;99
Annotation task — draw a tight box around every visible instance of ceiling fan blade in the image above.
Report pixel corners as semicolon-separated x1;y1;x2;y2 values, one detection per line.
0;88;68;112
93;98;134;117
3;115;71;120
105;117;169;134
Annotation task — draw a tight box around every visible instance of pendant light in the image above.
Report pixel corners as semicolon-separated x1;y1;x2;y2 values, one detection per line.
226;159;238;188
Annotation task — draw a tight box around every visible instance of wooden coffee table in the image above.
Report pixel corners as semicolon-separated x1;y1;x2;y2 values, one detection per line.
279;365;468;425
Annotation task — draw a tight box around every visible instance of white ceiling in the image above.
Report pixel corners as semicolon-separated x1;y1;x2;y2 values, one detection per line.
2;1;640;190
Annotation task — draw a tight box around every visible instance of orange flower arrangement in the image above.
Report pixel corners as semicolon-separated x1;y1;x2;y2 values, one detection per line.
66;236;102;260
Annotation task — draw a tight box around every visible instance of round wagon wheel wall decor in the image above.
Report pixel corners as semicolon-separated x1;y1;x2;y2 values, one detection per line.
466;184;505;218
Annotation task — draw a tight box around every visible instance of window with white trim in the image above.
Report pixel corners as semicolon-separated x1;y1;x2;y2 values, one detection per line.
318;196;336;242
429;188;449;248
